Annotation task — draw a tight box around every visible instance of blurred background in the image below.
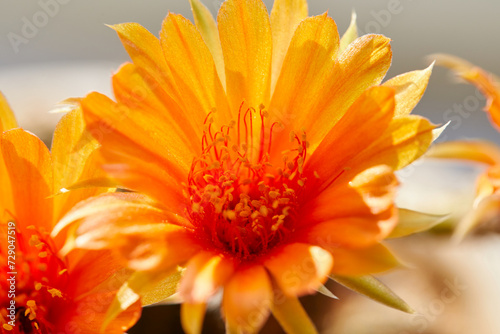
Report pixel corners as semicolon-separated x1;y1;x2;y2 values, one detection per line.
1;0;499;333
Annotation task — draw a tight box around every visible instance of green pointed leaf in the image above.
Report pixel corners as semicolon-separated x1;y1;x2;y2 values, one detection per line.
271;294;318;334
388;208;448;238
331;275;414;313
316;284;338;299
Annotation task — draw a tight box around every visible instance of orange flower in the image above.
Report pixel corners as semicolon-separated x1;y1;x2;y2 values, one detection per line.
60;0;436;332
430;54;500;238
0;93;140;333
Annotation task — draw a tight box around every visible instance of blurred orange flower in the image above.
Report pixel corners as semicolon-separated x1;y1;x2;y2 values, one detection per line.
431;54;500;238
61;0;437;332
0;94;140;333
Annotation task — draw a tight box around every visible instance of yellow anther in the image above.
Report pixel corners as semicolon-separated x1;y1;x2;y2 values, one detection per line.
239;210;251;218
251;200;262;208
241;178;252;185
224;210;237;220
48;288;63;298
268;191;280;199
259;206;269;217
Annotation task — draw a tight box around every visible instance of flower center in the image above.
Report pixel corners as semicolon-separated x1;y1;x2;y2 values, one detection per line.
1;221;67;333
187;104;309;259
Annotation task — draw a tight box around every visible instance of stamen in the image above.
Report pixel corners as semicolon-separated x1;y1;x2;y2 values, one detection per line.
186;103;310;259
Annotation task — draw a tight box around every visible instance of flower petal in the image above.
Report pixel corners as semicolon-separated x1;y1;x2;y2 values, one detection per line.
181;302;207;334
189;0;226;87
1;129;53;231
433;53;500;130
428;140;500;166
82;92;193;174
269;12;339;135
264;243;333;296
339;11;358;53
110;23;179;101
0;92;18;131
304;86;395;194
102;270;177;332
51;108;107;222
81;92;192;208
112;62;200;151
270;0;308;92
303;207;397;248
218;0;272;110
179;251;235;303
160;13;231;123
347;115;435;174
382;63;433;117
306;34;392;148
53;192;196;273
301;165;397;224
222;265;273;334
329;243;401;276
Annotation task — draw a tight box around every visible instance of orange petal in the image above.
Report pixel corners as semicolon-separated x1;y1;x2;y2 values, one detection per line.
269;12;339;139
433;54;500;130
56;278;142;334
179;252;235;303
112;62;200;150
383;63;433;117
110;23;180;102
428;140;500;166
51;108;107;222
269;0;308;92
218;0;273;110
82;92;194;173
304;86;395;194
63;249;131;296
181;302;207;334
0;92;18;131
346;115;435;175
296;34;392;150
81;92;192;208
1;129;53;231
160;13;231;123
53;193;196;272
101;270;177;332
189;0;226;87
329;243;400;276
222;265;273;334
264;243;333;297
301;165;397;224
303;207;397;248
